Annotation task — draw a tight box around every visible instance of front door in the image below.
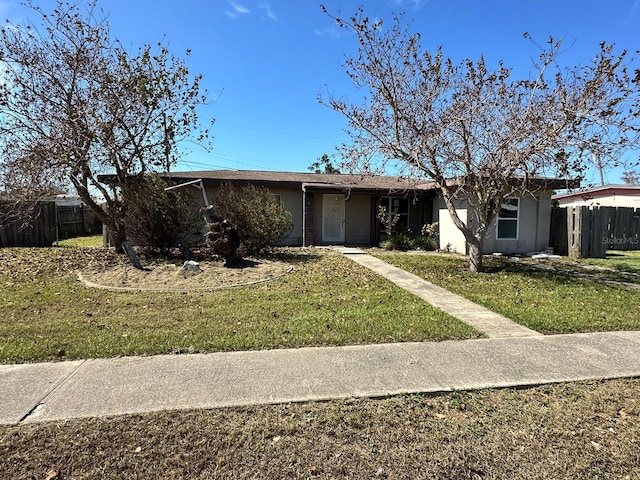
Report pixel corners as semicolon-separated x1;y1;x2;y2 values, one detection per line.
322;194;345;243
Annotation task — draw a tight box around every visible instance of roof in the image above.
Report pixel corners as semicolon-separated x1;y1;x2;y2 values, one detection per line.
98;169;576;193
163;170;436;193
553;184;640;201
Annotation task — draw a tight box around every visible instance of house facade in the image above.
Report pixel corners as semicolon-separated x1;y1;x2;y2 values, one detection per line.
164;170;570;256
433;193;554;254
165;170;434;247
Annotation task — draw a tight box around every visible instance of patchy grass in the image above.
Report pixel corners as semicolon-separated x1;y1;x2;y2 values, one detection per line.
374;252;640;334
0;247;477;364
576;250;640;275
2;378;639;479
57;234;103;247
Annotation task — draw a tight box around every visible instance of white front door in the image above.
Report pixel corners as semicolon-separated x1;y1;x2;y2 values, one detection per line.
322;194;345;243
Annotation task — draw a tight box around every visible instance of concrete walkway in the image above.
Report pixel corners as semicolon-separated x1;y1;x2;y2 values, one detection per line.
2;248;639;426
2;332;640;425
337;247;540;338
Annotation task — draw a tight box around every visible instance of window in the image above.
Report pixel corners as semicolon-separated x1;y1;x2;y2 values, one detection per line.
497;198;519;240
380;197;409;232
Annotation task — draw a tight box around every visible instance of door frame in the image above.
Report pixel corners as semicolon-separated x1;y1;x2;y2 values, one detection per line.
322;194;345;243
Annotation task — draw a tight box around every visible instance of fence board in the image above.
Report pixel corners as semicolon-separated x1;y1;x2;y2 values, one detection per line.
551;206;640;258
56;205;98;239
0;202;57;247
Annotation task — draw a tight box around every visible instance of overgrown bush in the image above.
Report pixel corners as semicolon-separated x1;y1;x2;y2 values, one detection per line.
209;182;293;257
124;174;203;254
411;235;437;251
381;231;413;251
381;223;439;251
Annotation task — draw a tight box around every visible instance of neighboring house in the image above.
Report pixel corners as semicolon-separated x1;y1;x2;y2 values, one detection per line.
46;194;86;208
553;185;640;208
164;170;572;255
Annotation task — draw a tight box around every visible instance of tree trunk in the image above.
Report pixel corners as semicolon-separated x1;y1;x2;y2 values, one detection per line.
112;227;127;254
467;239;483;273
104;216;127;253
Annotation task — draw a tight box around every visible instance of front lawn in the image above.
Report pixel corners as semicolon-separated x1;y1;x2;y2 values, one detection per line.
374;252;640;334
0;247;477;364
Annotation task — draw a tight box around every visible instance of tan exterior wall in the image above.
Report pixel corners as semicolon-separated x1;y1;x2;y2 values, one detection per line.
274;188;303;245
433;192;552;254
483;193;551;254
345;194;371;245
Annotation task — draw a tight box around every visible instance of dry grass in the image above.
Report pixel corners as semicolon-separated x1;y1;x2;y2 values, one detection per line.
2;378;639;479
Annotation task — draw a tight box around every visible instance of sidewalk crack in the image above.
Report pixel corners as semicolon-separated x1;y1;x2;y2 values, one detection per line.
18;359;87;424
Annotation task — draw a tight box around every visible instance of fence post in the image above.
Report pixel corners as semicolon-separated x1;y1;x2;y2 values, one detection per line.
567;206;581;258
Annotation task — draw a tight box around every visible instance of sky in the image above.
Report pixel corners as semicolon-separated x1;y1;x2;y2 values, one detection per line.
3;0;640;185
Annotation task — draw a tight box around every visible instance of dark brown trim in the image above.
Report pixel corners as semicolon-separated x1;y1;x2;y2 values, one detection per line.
303;191;315;247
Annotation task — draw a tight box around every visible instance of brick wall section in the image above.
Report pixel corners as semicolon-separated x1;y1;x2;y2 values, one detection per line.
370;195;381;245
303;191;315;246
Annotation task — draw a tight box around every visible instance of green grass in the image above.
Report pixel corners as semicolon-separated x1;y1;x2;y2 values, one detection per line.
57;234;103;247
576;250;640;275
0;247;478;364
374;252;640;334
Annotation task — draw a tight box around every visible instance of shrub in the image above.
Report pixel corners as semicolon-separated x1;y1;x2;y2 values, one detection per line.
209;182;293;257
381;231;413;251
380;222;439;252
411;235;437;251
124;174;203;254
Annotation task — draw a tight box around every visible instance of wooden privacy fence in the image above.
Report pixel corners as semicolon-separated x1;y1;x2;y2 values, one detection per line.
0;202;57;247
56;205;98;239
1;202;100;247
550;206;640;258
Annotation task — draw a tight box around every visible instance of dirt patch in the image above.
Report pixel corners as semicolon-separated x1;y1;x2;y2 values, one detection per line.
79;258;293;292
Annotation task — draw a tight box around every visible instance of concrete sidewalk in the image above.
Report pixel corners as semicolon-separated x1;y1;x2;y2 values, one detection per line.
2;331;640;425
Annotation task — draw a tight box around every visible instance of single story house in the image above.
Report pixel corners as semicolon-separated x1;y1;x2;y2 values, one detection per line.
163;170;574;255
553;185;640;208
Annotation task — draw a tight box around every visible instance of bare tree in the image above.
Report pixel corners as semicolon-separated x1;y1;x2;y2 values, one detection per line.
320;7;639;272
0;1;210;251
0;139;67;227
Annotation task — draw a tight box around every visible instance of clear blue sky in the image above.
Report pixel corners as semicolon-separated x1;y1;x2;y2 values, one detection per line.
3;0;639;184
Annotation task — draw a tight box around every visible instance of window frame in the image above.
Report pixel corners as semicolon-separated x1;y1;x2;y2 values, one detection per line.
380;196;410;233
496;197;520;240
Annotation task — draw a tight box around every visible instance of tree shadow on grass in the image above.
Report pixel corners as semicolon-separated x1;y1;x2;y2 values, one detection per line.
225;259;261;269
482;258;578;285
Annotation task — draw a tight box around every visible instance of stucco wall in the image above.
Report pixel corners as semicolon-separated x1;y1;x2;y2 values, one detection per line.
433;193;552;255
274;188;303;245
345;194;371;245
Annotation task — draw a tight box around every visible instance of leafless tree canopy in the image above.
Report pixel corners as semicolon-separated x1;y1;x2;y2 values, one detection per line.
0;0;210;250
320;7;640;271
